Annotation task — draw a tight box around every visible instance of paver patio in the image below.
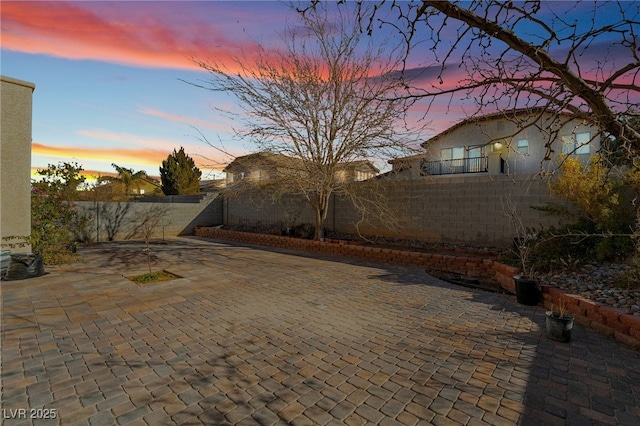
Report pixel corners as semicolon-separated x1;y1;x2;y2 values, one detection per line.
1;237;639;425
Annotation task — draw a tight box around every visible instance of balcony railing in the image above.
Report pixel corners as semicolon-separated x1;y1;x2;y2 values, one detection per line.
421;156;488;175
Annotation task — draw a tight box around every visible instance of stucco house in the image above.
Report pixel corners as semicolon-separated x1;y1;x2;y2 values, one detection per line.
79;176;162;201
199;179;226;192
224;152;379;186
389;108;601;178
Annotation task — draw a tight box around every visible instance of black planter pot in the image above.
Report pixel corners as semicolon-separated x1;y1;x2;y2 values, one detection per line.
514;275;539;305
545;311;574;342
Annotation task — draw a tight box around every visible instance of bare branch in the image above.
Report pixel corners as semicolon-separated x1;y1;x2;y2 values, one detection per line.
361;1;640;160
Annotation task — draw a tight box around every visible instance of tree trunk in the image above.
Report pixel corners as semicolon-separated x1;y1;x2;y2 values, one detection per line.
314;208;325;241
312;191;331;241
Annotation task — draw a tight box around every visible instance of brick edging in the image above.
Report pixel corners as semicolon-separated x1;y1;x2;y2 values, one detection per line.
195;227;515;287
194;227;640;349
541;285;640;349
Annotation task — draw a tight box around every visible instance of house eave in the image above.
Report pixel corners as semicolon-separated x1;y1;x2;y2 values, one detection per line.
419;107;575;149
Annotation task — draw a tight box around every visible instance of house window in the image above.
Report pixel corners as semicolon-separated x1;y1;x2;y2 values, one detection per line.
562;132;591;155
441;147;464;160
575;132;591;154
467;145;483;158
355;170;371;181
516;139;529;154
496;120;505;131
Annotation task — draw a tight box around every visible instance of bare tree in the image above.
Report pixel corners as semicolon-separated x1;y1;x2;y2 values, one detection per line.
359;0;640;161
187;2;421;240
128;205;169;274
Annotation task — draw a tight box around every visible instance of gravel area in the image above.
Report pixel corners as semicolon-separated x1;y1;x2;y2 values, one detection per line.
538;263;640;316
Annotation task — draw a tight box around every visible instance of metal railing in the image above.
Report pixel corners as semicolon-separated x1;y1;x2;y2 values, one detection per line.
421;156;488;175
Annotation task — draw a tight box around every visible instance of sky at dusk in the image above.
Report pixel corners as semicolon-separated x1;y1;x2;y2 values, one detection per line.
1;1;637;181
2;1;301;180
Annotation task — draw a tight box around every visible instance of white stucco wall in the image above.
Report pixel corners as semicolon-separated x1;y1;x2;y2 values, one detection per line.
391;111;601;177
423;113;601;175
1;76;35;254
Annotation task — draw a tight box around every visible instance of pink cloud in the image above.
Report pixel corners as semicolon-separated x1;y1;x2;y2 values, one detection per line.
76;129;187;151
1;2;264;72
138;107;231;132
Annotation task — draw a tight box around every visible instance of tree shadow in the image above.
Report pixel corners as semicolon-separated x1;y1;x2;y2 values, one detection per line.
39;238;640;424
466;287;640;424
363;265;640;424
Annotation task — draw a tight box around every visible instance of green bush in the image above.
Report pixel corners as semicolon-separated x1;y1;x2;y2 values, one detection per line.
528;154;639;272
521;219;634;273
30;187;79;264
30;162;85;265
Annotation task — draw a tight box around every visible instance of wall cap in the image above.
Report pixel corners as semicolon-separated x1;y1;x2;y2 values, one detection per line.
1;75;36;91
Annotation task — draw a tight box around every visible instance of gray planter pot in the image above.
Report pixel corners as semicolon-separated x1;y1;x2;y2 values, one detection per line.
545;311;574;342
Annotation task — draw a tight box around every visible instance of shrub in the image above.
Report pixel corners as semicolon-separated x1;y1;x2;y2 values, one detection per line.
516;219;635;273
30;187;79;264
551;155;635;229
530;154;639;270
29;162;85;265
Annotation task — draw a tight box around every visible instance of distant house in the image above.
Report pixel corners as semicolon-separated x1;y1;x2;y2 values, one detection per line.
132;177;162;195
389;108;601;178
199;179;226;192
85;176;162;201
334;160;379;182
224;152;379;186
224;152;297;185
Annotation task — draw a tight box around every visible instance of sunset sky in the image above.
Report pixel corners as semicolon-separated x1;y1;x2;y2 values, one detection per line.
1;1;637;181
2;1;301;180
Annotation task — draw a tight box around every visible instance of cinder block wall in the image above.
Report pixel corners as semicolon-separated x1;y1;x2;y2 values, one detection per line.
74;193;222;242
224;174;567;247
224;192;316;230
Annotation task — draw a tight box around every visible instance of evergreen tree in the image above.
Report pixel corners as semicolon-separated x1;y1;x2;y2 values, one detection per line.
160;147;202;195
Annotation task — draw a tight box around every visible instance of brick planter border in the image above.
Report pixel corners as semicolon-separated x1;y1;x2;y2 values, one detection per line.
194;227;640;349
541;285;640;349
